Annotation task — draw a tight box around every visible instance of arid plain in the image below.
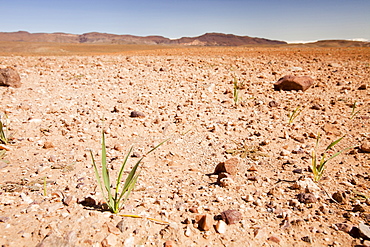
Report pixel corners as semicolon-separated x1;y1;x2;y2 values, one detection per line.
0;43;369;246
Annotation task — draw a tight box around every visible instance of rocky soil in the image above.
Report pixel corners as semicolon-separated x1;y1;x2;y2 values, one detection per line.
0;47;369;247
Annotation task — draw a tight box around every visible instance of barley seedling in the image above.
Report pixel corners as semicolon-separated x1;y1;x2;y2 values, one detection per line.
0;114;10;145
350;101;368;119
311;133;353;182
233;77;240;105
90;130;166;214
288;106;304;124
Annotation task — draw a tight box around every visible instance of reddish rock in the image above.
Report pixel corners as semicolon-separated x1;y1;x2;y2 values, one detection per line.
268;235;281;244
274;75;313;92
214;158;239;175
0;68;21;88
221;209;242;225
197;214;213;231
164;240;175;247
297;193;317;204
335;223;352;233
360;141;370;153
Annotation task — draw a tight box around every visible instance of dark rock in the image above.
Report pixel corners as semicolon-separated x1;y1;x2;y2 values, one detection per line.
129;111;145;118
301;236;311;243
358;84;367;90
332;191;347;204
274;75;313;92
335;223;353;233
353;205;366;212
221;209;242;225
214;158;239;175
0;68;21;88
79;196;97;207
297;193;317;204
268;101;279;107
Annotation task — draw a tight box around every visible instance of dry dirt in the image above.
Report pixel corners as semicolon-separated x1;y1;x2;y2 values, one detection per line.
0;46;369;247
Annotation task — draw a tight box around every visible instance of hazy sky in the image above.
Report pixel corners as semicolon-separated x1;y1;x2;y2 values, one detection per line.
1;0;369;42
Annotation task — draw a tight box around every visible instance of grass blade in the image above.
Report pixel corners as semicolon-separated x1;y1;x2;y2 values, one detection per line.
325;136;345;151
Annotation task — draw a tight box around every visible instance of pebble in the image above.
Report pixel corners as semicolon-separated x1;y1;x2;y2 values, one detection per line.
184;226;192;237
198;214;213;231
332;191;347;204
43;141;54;149
101;233;119;247
360;141;370;153
334;223;352;233
164;240;175;247
215;220;227;234
105;222;121;235
297;193;317;204
129;111;145;118
254;227;267;239
214;158;239;175
268;235;281;244
221;209;242;225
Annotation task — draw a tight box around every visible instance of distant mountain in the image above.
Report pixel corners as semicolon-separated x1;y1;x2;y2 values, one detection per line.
0;31;287;46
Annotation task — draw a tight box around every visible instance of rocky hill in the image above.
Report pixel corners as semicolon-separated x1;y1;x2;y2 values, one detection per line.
0;31;287;46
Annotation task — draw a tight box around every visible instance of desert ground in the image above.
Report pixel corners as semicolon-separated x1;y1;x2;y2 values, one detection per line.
0;45;369;247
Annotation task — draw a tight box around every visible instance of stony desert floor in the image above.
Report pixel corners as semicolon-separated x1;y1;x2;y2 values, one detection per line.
0;47;369;247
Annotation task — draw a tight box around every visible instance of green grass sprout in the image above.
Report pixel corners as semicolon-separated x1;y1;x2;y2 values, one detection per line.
311;133;353;182
350;101;368;119
90;130;167;214
233;77;240;106
288;106;304;124
0;114;10;145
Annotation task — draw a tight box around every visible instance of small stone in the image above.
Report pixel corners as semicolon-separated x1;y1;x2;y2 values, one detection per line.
301;236;311;243
335;223;352;233
292;168;303;174
254;227;267;239
360;141;370;153
242;194;254;202
274;75;314;92
247;165;257;172
0;68;21;88
221;209;242;225
20;193;33;204
101;233;119;247
79;196;97;207
43;141;54;149
353;204;365;212
198;214;213;231
268;101;279;107
332;191;347;204
297;193;317;204
246;175;258;181
268;235;281;244
219;177;234;187
358;84;367;90
164;240;174;247
63;195;75;206
0;217;10;223
215;220;227;234
189;206;199;213
184;225;191;237
214;158;239;175
116;220;126;233
130;111;145;118
105;222;121;235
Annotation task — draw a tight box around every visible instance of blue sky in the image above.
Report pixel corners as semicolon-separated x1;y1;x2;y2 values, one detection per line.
0;0;369;42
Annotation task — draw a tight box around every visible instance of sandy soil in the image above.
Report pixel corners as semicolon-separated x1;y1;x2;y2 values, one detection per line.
0;47;369;247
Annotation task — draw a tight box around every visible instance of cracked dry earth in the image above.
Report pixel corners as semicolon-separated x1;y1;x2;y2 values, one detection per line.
0;47;369;247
